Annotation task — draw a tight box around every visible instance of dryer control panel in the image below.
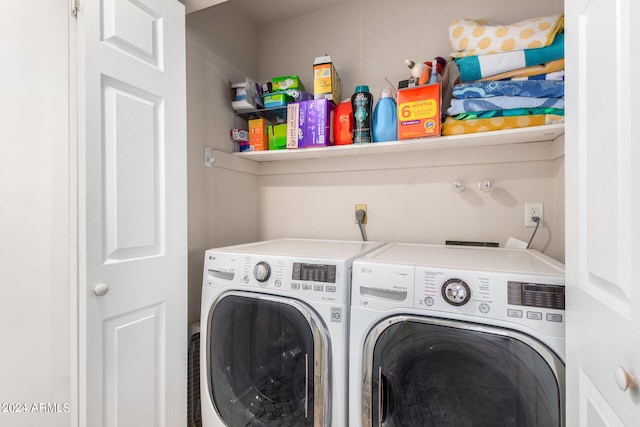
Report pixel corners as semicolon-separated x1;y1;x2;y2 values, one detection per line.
413;267;565;337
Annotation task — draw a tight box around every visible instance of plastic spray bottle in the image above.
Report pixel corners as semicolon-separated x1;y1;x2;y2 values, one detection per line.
405;59;427;79
372;88;397;142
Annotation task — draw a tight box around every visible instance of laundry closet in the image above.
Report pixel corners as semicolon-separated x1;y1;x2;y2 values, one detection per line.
184;0;565;324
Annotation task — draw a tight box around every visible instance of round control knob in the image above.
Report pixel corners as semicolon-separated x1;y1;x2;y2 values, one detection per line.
615;366;638;392
441;278;471;306
253;262;271;282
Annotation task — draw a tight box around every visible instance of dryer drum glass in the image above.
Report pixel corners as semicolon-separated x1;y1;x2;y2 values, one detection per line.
370;320;561;426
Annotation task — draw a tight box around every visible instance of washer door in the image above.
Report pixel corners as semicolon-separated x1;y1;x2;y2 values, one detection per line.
362;316;565;427
207;291;329;427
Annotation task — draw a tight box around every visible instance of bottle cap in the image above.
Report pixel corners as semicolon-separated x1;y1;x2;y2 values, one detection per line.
380;88;392;98
355;85;370;93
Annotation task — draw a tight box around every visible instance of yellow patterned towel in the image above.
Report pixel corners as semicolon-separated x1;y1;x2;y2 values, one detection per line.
449;14;564;58
442;114;564;136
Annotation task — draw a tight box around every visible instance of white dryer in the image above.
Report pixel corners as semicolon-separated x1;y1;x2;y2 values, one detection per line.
200;238;383;427
349;243;566;427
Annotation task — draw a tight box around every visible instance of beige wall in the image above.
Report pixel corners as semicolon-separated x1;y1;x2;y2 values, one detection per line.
258;0;564;103
187;4;262;323
186;0;566;323
256;144;565;261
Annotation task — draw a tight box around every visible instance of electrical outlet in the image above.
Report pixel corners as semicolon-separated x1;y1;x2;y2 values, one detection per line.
524;202;544;227
355;204;367;224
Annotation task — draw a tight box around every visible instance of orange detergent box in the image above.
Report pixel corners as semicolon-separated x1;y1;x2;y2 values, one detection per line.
248;117;268;151
397;83;441;139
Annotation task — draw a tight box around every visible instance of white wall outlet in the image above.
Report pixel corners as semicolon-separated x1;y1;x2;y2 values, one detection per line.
524;203;544;227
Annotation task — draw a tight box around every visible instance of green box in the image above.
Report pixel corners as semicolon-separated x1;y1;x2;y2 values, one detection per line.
268;123;287;150
272;75;305;92
264;92;294;108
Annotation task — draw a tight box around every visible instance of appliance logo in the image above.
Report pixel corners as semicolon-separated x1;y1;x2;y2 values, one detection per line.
330;307;342;323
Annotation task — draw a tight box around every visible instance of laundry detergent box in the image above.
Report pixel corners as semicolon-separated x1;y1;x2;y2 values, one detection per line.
248;117;268;151
268;123;287;150
397;83;441;139
302;99;335;147
313;55;341;103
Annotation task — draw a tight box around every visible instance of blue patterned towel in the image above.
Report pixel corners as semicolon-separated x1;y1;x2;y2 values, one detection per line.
447;96;565;115
507;70;564;81
452;81;564;99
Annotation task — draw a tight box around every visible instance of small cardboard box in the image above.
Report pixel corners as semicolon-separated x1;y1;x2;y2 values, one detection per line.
313;55;341;103
263;92;294;109
302;99;335;147
248;118;268;151
230;78;263;112
268;124;287;150
286;102;306;149
272;75;305;92
230;128;249;143
397;83;441;139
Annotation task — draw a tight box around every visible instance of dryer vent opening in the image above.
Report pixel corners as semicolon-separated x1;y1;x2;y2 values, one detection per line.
188;323;202;427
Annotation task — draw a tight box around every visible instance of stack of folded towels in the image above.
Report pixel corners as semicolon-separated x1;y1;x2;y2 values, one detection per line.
442;14;565;136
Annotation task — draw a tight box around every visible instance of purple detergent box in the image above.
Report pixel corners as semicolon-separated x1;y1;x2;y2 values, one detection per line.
301;99;335;147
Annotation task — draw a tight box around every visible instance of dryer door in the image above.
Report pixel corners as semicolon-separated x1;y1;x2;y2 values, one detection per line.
207;291;329;427
363;316;564;427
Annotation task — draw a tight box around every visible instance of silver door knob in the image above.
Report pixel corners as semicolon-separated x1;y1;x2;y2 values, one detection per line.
615;366;638;391
94;283;110;296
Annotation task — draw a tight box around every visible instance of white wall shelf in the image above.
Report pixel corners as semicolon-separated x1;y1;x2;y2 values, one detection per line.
232;124;564;162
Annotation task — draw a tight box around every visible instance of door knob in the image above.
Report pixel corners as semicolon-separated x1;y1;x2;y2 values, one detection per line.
615;366;638;391
94;283;110;296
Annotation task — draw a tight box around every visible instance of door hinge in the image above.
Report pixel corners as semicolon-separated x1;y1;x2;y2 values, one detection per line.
71;0;79;18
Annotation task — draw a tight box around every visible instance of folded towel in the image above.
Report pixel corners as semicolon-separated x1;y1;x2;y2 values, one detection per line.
507;70;564;81
447;96;565;115
453;108;564;120
449;14;564;58
455;34;564;82
442;114;564;136
452;80;564;99
480;59;564;81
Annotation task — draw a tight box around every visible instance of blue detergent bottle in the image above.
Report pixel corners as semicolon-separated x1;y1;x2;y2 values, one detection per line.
372;88;397;142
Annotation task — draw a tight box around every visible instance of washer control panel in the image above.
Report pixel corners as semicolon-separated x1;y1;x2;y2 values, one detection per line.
205;251;345;303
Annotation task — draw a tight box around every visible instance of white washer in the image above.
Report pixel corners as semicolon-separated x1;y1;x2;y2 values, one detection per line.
200;238;383;427
349;243;566;427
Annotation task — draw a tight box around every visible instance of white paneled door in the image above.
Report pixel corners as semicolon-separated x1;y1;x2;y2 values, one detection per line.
79;0;187;426
565;0;640;425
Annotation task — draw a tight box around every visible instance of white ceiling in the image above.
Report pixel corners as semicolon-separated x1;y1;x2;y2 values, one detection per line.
188;0;354;23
